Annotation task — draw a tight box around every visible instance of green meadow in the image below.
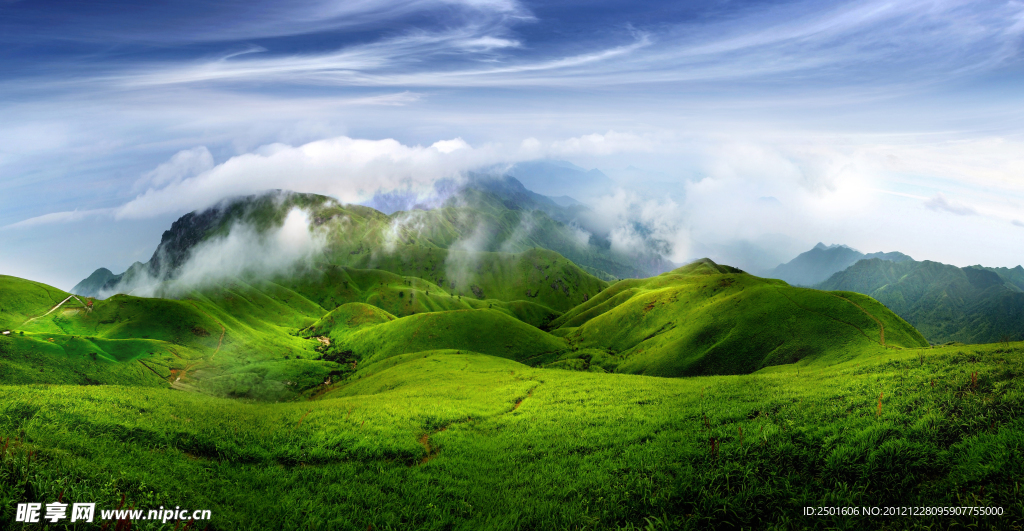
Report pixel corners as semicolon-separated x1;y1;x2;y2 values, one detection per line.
0;257;1022;529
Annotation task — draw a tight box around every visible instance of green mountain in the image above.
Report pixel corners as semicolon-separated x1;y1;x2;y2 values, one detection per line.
548;258;926;377
817;257;1024;344
78;185;676;300
10;236;930;404
504;159;618;200
68;267;116;298
768;242;912;286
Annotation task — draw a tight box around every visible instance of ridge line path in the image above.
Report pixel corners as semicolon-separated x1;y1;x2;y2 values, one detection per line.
23;294;85;325
828;294;885;346
774;288;883;347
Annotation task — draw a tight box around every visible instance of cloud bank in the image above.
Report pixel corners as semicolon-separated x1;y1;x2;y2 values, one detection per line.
116;136;504;219
103;208;326;298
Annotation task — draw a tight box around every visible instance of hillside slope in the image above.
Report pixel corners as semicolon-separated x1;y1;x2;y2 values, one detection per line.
552;259;928;377
10;256;932;398
308;308;568;367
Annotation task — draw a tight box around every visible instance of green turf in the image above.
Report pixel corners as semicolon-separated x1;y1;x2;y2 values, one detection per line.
0;342;1020;529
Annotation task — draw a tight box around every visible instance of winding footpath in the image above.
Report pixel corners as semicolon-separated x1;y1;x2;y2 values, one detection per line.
22;294;86;325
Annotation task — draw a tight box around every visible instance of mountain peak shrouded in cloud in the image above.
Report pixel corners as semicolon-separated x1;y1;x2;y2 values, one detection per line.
76;182;686;298
76;191;333;298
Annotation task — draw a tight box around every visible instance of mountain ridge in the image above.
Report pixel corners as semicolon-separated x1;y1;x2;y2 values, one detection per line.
767;242;913;286
817;257;1024;344
72;179;677;298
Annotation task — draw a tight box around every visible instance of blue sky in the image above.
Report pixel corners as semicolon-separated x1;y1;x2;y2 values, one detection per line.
2;0;1023;288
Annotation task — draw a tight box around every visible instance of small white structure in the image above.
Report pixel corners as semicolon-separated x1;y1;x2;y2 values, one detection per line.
1;330;10;335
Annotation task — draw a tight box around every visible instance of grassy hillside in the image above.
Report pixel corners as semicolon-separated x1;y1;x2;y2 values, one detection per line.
2;256;933;402
818;258;1024;344
1;342;1020;529
312;308;568;367
340;247;606;315
550;259;928;377
0;275;83;330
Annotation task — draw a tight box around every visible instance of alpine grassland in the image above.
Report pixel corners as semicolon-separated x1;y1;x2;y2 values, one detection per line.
1;253;1021;529
0;345;1021;529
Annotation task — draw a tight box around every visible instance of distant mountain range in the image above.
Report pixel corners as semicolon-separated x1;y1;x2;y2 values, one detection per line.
762;243;1024;344
817;258;1024;344
767;243;913;287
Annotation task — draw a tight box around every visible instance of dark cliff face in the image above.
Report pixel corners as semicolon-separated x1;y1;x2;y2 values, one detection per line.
146;207;227;277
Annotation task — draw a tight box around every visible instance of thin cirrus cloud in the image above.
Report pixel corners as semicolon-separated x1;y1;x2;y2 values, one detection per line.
0;0;530;45
923;193;978;216
4;0;1019;97
62;0;1020;93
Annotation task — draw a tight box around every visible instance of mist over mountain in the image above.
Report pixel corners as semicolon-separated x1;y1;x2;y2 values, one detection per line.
504;160;617;201
767;243;913;287
73;175;679;298
818;258;1024;344
363;161;602;216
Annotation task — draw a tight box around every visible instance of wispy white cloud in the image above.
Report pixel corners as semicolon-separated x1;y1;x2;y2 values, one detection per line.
10;0;532;45
114;136;513;219
923;193;977;216
133;146;214;193
42;0;1015;93
3;208;115;229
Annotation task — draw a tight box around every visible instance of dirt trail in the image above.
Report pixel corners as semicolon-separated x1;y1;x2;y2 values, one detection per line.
160;302;227;391
829;294;885;345
138;361;165;380
414;381;542;466
512;387;535;411
188;302;226;359
418;427;448;465
23;295;78;325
